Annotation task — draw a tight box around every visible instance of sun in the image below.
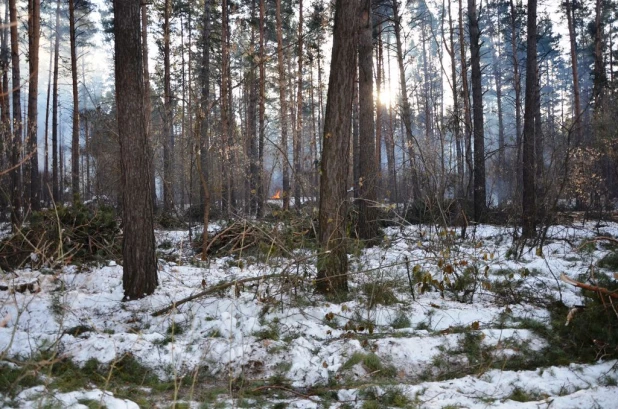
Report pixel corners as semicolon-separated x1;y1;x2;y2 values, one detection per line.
377;87;396;107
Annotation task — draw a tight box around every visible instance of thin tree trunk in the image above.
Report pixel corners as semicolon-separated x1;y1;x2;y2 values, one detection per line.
392;0;420;201
221;0;231;216
257;0;266;217
162;0;174;213
445;0;463;197
491;34;505;204
27;0;40;210
69;0;80;201
293;0;304;209
375;21;383;191
565;0;582;142
275;0;290;211
522;0;537;238
592;0;605;107
198;0;212;260
458;0;472;199
9;0;22;227
0;0;10;209
247;0;258;215
43;19;53;205
468;0;486;222
52;0;60;203
141;2;156;211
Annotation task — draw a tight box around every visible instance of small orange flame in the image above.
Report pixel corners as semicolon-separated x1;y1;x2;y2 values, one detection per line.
271;190;282;200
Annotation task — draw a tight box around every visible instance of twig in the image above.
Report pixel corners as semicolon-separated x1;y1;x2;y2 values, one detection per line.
250;385;318;402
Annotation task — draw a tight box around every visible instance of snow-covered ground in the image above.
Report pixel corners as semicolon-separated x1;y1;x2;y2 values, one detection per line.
1;222;617;408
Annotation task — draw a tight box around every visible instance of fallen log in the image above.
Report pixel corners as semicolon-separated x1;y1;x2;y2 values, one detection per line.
560;273;618;299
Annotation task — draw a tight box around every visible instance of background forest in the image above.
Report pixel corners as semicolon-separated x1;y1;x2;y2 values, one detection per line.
0;0;616;239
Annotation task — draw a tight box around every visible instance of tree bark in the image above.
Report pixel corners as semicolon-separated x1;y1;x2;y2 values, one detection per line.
113;0;158;300
316;0;358;296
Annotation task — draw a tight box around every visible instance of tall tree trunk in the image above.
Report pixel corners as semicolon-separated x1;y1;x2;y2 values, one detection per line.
491;39;505;205
357;0;378;240
293;0;304;209
43;19;53;205
221;0;231;216
509;0;522;200
522;0;537;238
565;0;582;142
198;0;211;259
352;67;359;199
275;0;290;211
52;0;60;203
248;0;258;215
142;2;156;211
257;0;266;217
383;31;396;202
316;0;358;296
9;0;22;227
468;0;486;222
27;0;40;210
69;0;80;201
459;0;472;198
392;0;420;201
445;0;463;197
162;0;174;213
375;21;383;192
592;0;605;107
113;0;157;300
0;0;10;205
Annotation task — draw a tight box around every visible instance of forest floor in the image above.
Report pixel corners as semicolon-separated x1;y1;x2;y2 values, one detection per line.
1;218;618;408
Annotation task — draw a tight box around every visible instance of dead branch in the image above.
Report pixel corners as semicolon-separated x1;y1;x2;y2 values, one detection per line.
560;273;618;299
578;236;618;251
152;273;282;317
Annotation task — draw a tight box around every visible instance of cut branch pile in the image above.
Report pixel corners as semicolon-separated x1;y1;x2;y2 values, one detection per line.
0;203;121;271
199;217;316;258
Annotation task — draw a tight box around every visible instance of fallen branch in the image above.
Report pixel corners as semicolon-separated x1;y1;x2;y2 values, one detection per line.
560;273;618;299
152;273;282;317
578;236;618;251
